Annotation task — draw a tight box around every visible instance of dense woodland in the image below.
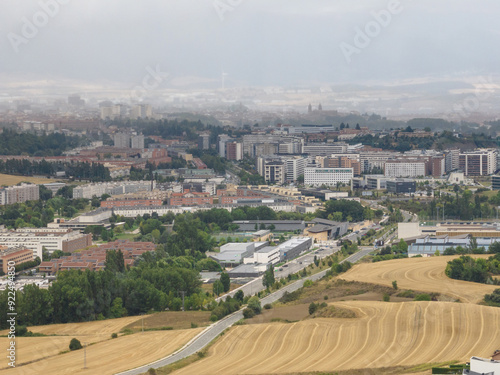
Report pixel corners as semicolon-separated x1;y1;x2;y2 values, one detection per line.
445;253;500;284
0;129;86;156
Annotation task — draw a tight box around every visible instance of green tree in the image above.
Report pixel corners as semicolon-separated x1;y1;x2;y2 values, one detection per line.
69;338;82;351
247;296;261;314
262;266;275;289
220;272;230;293
213;280;224;296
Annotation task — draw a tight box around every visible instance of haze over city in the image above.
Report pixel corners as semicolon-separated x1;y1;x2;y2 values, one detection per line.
1;0;500;117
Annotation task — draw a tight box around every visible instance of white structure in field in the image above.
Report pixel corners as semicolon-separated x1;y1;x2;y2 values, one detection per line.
304;167;353;186
467;356;500;374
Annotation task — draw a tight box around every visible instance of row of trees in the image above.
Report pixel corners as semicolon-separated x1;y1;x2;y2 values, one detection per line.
445;254;500;284
0;250;210;328
0;159;110;181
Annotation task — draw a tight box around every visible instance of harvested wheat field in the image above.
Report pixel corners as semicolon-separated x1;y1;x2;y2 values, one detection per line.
0;328;202;374
0;173;55;186
173;301;500;375
340;255;497;304
0;316;147;367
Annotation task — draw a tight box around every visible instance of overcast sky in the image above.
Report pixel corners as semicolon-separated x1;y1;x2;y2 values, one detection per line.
1;0;499;90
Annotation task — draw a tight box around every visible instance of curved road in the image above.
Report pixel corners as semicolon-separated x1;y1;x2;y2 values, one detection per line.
116;248;372;375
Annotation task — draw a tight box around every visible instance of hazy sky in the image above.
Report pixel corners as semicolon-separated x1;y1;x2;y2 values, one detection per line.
1;0;500;90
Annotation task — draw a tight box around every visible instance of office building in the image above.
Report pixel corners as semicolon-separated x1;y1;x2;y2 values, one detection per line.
285;157;308;182
384;160;427;178
198;133;210;150
0;247;35;273
386;179;416;194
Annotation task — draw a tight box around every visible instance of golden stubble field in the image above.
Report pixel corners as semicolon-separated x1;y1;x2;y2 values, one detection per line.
340;254;498;303
0;173;55;186
0;316;203;375
173;301;500;375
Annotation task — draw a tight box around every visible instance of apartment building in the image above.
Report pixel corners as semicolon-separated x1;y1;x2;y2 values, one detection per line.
226;142;243;161
264;162;285;185
169;190;213;206
384;160;427;178
0;228;92;258
304;167;353;186
73;181;155;199
0;184;39;206
285;157;308;182
0;247;35;272
459;149;498;176
302;143;348;157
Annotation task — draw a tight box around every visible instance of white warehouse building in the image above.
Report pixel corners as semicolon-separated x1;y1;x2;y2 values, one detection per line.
304;167;353;186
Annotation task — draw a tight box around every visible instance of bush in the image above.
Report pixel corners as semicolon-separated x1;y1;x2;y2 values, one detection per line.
247;296;261;314
279;290;301;303
243;308;255;319
397;290;416;298
69;338;82;351
324;295;328;300
210;314;218;322
392;280;398;290
383;293;390;302
111;333;118;339
309;302;318;315
263;304;272;310
303;279;313;287
191;322;198;328
414;293;432;301
234;290;244;302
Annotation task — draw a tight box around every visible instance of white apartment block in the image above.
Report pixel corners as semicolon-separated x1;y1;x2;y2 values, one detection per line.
73;181;155;199
285;157;307;182
359;151;396;173
459;149;498;176
0;184;39;206
302;143;348;157
0;229;92;258
384;161;426;178
304;167;353;186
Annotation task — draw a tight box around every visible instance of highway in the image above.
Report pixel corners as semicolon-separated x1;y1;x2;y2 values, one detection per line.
115;248;372;375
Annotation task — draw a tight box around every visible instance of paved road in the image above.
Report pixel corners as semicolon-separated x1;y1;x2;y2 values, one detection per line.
115;248;372;375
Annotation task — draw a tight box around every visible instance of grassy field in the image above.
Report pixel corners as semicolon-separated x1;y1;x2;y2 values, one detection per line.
340;254;498;304
0;173;55;186
172;301;500;375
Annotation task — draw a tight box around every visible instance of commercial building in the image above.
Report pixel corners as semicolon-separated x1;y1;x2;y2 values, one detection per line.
305;218;349;241
408;235;499;257
304;167;353;186
209;242;267;267
323;156;361;176
251;246;281;265
0;184;39;206
365;175;391;190
232;220;308;232
459;149;498;176
0;247;35;273
386;179;416;194
277;237;312;261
